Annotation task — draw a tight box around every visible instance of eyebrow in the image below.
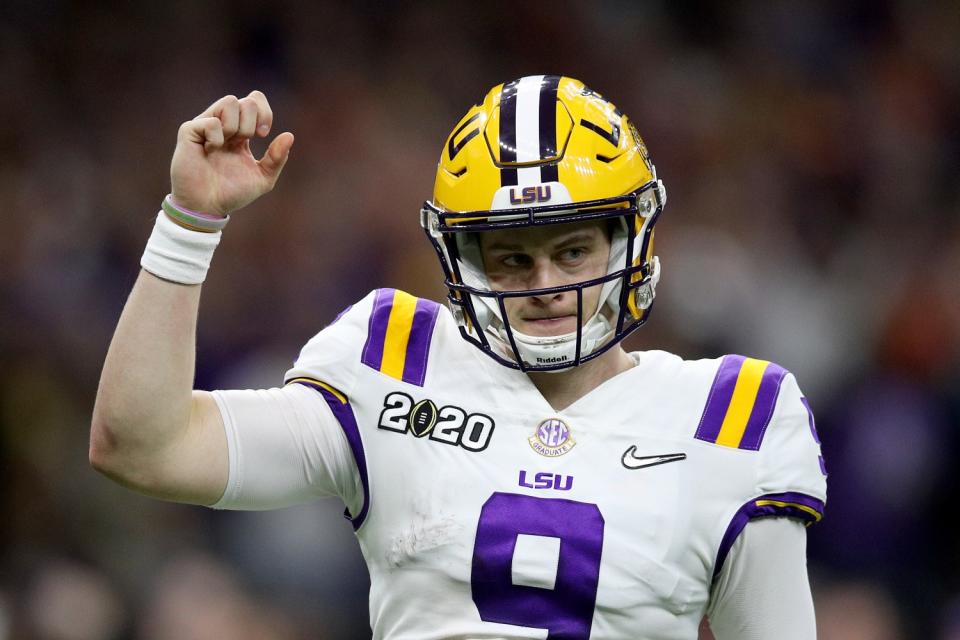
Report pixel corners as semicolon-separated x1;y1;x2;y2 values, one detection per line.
554;232;597;249
484;232;598;253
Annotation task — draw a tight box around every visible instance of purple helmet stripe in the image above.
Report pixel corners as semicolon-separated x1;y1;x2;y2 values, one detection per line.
694;355;746;444
713;491;825;581
401;297;441;386
360;288;395;371
737;362;788;450
448;113;481;161
498;79;519;187
538;74;560;183
289;379;370;531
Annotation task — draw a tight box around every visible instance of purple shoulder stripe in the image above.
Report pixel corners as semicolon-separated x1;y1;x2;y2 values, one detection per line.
290;379;370;531
361;288;396;372
401;297;441;386
713;491;825;582
360;288;442;387
695;355;745;443
694;355;790;451
737;362;788;451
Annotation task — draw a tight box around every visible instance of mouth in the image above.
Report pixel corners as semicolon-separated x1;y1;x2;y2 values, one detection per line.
525;315;573;324
522;315;578;334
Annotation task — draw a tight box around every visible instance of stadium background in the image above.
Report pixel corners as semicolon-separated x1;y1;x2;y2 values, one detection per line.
1;1;958;638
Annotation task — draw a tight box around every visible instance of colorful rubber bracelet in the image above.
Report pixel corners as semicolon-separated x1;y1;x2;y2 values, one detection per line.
161;194;230;232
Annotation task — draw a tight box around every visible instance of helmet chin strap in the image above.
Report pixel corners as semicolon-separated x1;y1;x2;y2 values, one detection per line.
496;312;614;372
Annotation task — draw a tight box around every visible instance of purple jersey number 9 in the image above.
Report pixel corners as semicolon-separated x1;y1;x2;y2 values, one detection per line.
471;492;605;639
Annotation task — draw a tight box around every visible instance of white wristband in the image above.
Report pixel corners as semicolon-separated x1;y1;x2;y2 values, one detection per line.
140;211;222;284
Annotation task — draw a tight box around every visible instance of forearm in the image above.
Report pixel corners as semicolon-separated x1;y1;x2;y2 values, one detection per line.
90;269;201;478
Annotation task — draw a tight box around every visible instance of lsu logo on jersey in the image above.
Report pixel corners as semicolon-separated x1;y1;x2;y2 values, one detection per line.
518;470;574;491
378;392;495;452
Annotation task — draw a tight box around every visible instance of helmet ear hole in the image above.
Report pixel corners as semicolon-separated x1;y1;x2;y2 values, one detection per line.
604;218;620;241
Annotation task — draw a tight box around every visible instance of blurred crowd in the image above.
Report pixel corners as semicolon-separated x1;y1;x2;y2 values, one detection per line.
1;1;958;638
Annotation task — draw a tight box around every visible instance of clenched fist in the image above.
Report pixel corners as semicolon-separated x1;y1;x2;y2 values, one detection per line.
170;90;294;216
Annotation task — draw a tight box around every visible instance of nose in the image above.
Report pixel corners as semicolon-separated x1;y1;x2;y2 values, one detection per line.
526;257;568;305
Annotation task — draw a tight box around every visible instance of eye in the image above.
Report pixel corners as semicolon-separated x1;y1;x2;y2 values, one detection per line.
501;253;533;268
558;247;587;263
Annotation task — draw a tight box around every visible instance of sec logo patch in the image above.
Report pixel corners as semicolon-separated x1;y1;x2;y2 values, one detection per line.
529;418;576;457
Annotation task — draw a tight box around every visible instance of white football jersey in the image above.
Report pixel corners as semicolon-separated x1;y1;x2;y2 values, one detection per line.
243;288;827;639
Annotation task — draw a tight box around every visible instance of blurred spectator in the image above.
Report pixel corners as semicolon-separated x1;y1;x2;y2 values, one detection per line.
815;580;904;640
24;560;125;640
138;552;297;640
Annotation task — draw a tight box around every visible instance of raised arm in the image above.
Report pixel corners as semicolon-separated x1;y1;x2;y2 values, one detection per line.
89;91;294;505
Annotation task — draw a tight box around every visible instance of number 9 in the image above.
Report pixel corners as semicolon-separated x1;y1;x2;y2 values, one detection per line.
471;492;605;639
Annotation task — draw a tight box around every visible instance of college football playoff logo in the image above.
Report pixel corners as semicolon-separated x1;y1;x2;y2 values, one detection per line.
378;392;495;452
529;418;576;457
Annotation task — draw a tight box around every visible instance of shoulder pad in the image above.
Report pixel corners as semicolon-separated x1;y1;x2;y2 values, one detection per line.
285;289;443;390
694;355;788;451
359;288;442;387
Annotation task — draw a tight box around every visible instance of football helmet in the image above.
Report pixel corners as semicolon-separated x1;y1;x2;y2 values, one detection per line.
421;75;666;371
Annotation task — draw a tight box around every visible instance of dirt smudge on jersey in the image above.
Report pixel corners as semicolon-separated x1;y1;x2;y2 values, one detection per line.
385;507;462;569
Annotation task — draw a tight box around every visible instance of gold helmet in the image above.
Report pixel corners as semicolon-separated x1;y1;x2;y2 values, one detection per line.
421;75;666;371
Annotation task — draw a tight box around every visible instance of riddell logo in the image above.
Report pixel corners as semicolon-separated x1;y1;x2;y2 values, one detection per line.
536;355;569;363
509;185;552;205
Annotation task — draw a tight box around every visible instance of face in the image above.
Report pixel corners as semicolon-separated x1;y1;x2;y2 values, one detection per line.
479;220;611;337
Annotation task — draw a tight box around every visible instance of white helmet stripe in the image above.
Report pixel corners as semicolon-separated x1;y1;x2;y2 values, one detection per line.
514;75;545;163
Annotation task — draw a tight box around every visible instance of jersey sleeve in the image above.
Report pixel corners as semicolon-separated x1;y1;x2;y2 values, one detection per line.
210;384;362;513
278;288;441;530
209;291;383;515
754;372;828;519
704;369;824;634
700;357;828;581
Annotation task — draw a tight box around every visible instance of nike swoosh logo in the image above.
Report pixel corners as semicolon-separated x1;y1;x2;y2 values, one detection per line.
621;446;687;470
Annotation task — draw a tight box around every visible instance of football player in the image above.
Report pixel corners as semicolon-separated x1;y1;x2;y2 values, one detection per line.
91;76;827;639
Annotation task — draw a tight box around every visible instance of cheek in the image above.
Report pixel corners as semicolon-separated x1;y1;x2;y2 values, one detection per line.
501;296;523;316
486;269;532;292
582;281;607;316
587;250;610;277
485;273;512;292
